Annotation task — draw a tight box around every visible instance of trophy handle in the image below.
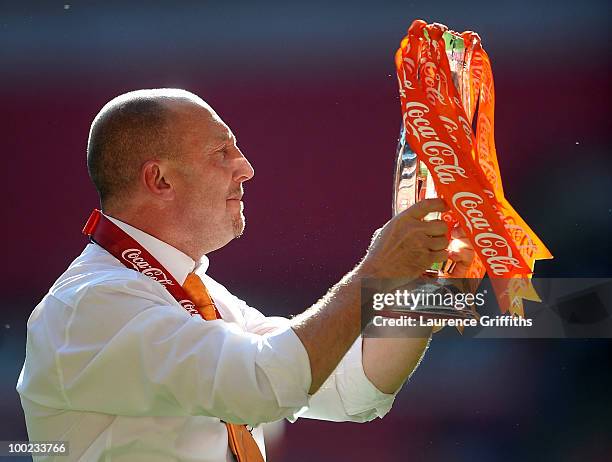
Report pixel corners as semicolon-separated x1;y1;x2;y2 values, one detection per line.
392;123;418;216
393;125;450;275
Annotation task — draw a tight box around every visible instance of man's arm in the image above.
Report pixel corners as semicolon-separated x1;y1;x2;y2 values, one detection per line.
361;332;432;394
18;277;313;427
361;223;476;394
291;198;451;394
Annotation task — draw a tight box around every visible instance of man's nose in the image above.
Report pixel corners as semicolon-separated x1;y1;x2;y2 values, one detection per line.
233;148;255;183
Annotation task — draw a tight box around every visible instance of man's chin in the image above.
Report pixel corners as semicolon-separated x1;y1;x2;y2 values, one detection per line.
232;215;245;239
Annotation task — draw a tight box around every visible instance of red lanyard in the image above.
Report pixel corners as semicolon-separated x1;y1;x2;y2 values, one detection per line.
82;209;219;319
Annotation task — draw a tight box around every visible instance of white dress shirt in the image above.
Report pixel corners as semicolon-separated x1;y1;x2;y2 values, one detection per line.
17;216;397;461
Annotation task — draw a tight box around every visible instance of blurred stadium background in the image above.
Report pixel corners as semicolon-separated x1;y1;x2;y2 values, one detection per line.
1;1;610;460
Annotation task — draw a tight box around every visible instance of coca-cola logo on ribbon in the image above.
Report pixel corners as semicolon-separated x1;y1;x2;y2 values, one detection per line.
403;101;468;185
179;299;200;316
121;248;174;286
452;192;520;275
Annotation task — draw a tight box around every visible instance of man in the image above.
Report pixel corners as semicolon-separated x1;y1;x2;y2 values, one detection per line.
17;89;472;461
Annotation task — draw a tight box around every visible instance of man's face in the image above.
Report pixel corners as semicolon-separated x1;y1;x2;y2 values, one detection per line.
168;102;254;252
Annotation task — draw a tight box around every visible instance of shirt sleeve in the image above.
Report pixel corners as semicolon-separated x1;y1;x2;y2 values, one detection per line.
240;304;398;423
19;275;312;427
289;336;398;423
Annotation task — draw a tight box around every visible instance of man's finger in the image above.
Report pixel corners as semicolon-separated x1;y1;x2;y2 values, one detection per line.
427;235;449;251
404;198;448;220
422;219;449;237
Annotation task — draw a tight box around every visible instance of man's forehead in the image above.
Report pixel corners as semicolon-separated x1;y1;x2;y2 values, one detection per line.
200;116;235;148
169;100;234;147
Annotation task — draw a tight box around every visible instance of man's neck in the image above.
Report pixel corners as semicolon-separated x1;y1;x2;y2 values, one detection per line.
103;206;204;261
104;213;198;284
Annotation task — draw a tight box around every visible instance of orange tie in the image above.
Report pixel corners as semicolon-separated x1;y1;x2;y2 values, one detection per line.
182;272;218;320
182;272;265;462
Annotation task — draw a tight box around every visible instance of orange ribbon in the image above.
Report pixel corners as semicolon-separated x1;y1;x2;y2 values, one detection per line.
395;20;553;315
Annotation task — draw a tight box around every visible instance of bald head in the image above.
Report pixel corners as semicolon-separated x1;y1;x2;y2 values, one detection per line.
87;88;211;209
86;88;254;258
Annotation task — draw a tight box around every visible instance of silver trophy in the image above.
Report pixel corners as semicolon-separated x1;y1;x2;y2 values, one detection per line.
390;31;478;319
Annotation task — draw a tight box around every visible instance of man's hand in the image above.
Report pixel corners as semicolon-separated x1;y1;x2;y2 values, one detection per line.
358;198;451;279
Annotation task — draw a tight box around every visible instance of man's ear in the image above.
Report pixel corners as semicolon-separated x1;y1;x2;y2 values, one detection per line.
141;160;175;201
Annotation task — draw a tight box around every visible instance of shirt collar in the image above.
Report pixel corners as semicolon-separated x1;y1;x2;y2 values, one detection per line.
105;214;209;285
